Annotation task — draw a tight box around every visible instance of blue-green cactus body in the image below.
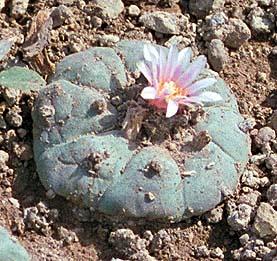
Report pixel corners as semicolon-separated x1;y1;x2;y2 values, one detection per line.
52;47;127;92
98;146;184;220
0;66;45;92
32;40;250;222
0;227;30;261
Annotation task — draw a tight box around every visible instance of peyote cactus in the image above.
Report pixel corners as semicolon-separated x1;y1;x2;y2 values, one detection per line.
0;226;30;261
0;66;46;92
32;40;250;222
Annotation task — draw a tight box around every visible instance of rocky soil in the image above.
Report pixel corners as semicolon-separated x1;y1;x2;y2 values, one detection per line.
0;0;276;260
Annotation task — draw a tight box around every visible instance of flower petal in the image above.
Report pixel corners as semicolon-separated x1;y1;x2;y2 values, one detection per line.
195;91;222;102
177;55;207;87
144;44;159;62
151;62;159;88
179;96;203;105
137;61;153;84
141;86;157;100
166;99;179;118
165;45;179;80
177;47;192;69
186;78;217;95
158;47;167;82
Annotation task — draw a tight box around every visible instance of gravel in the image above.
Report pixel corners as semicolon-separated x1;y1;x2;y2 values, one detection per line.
204;205;224;223
0;39;14;62
247;6;275;35
188;0;225;19
202;13;251;49
0;150;9;164
254;126;276;153
253;202;277;238
227;203;253;231
238;190;261;207
128;5;140;17
109;228;152;258
0;0;5;11
267;184;277;207
10;0;29;18
139;11;187;34
224;18;251;49
194;245;210;257
207;39;228;72
91;0;124;20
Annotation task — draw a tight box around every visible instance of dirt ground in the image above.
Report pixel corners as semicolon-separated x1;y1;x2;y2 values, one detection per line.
0;0;276;260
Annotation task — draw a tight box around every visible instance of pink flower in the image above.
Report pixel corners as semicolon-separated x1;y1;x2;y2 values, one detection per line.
138;44;222;118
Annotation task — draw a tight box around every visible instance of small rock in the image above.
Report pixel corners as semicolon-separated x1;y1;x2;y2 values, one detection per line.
203;12;228;42
248;7;275;35
210;247;224;259
255;127;276;152
109;229;148;257
258;0;272;7
50;5;73;28
256;71;267;83
194;245;210;257
238;191;261;207
145;192;155;202
253;202;277;238
268;48;277;79
204;205;223;223
91;16;103;28
0;39;14;62
139;11;186;34
0;115;7;129
98;34;120;46
265;153;277;170
227;203;252;231
239;233;250;245
17;128;27;138
8;197;20;208
0;150;9;164
130;251;156;261
269;110;277;132
2;88;21;106
250;153;266;165
207;39;228;72
241;249;256;260
128;5;140;17
92;0;124;20
24;202;59;236
0;0;5;11
56;0;75;6
231;6;244;19
224;18;251;49
259;176;270;187
188;0;225;19
267;184;277;207
10;0;29;18
150;229;171;252
13;143;33;161
69;42;83;53
241;170;260;188
239;117;256;132
57;226;78;245
5;111;23;127
165;35;183;47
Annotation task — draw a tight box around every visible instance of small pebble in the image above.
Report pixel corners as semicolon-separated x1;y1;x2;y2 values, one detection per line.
128;5;140;17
